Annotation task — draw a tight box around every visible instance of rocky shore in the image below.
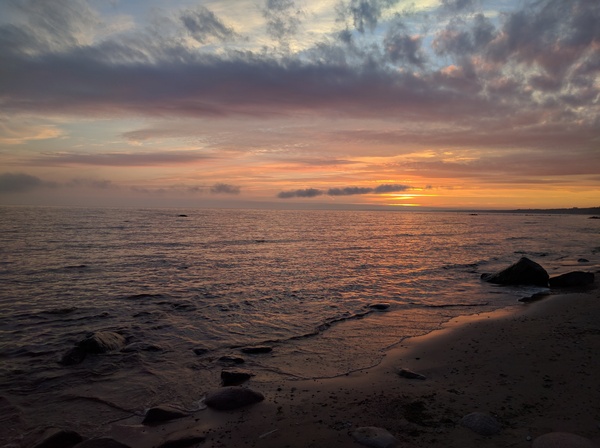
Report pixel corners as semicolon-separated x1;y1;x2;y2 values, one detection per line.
7;285;598;448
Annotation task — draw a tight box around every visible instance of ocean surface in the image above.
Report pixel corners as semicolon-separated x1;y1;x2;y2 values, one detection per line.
1;206;598;435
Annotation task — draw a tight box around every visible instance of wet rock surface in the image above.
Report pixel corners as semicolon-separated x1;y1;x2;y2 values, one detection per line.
205;386;264;410
481;257;549;286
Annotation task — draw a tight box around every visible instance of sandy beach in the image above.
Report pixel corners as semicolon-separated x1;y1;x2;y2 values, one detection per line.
35;286;591;448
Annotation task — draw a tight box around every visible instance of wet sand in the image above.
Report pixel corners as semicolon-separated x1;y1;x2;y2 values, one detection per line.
18;288;600;447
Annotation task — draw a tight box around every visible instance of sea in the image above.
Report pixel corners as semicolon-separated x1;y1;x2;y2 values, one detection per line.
0;206;598;436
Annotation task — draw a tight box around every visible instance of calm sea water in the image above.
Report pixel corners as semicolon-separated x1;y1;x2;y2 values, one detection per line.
0;206;598;434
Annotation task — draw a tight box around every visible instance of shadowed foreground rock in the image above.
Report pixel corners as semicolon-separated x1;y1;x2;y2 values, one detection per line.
481;257;549;286
205;386;264;410
142;405;188;425
74;437;132;448
532;432;598;448
31;428;83;448
549;271;595;288
460;412;502;436
351;426;398;448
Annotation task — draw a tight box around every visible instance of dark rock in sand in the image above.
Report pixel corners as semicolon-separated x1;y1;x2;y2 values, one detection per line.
578;258;589;263
74;438;132;448
351;427;398;448
205;386;264;410
481;257;549;287
240;345;272;354
221;368;255;386
219;355;245;364
532;432;598;448
368;303;390;310
193;347;209;356
398;368;426;380
460;412;501;436
549;271;594;288
31;428;84;448
78;331;126;354
142;405;188;425
59;347;88;365
178;214;188;217
588;216;600;220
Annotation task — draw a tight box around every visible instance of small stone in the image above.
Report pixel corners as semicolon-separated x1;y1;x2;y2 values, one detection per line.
205;386;264;410
78;331;126;354
398;368;426;380
240;346;272;354
221;369;255;386
142;405;188;425
193;347;209;356
351;426;398;448
368;303;390;310
532;432;598;448
157;432;205;448
460;412;501;436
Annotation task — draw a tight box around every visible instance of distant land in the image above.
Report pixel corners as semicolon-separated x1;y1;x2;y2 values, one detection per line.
477;207;600;215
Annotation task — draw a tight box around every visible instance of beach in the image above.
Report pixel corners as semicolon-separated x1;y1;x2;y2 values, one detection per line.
16;287;597;448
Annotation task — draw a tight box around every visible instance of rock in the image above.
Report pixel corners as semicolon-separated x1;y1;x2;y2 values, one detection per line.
519;291;551;303
398;368;426;380
157;430;205;448
549;271;594;288
219;355;245;364
74;438;132;448
532;432;598;448
460;412;501;436
204;386;264;410
351;426;398;448
193;347;209;356
78;332;126;354
221;368;255;386
31;428;84;448
588;216;600;220
368;303;390;310
240;346;272;354
59;347;88;365
481;257;549;287
142;405;188;425
578;258;589;263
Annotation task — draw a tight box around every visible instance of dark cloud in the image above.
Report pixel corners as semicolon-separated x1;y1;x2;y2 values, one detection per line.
277;188;324;198
338;0;398;34
26;151;212;167
210;183;241;194
181;7;237;43
0;172;46;193
278;184;415;198
433;14;495;56
262;0;303;43
384;22;426;66
440;0;478;13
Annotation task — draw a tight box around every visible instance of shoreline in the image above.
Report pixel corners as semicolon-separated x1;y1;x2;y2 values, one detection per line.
14;288;600;448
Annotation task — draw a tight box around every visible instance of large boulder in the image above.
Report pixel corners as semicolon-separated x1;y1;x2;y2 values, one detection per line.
481;257;549;287
205;386;264;410
31;428;84;448
549;271;594;288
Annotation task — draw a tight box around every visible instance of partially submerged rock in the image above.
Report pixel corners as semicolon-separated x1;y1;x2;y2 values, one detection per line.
351;426;398;448
460;412;501;436
219;355;245;364
532;432;598;448
368;303;390;310
240;345;272;354
78;331;126;354
205;386;264;410
142;405;188;425
481;257;549;287
549;271;594;288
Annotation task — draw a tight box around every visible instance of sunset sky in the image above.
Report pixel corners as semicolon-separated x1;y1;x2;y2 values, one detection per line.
1;0;599;209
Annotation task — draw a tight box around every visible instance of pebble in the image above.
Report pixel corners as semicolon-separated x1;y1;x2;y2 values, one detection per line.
205;386;264;410
351;426;398;448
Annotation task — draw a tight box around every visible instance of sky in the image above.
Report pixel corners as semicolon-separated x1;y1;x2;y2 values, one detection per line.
0;0;599;210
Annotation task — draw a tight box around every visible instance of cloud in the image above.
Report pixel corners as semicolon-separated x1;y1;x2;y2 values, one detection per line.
262;0;304;44
210;183;241;194
277;188;324;198
0;172;48;193
181;7;237;43
26;151;212;167
278;183;414;198
384;22;426;66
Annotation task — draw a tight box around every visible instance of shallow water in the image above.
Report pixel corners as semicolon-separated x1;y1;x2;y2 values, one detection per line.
0;207;598;434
